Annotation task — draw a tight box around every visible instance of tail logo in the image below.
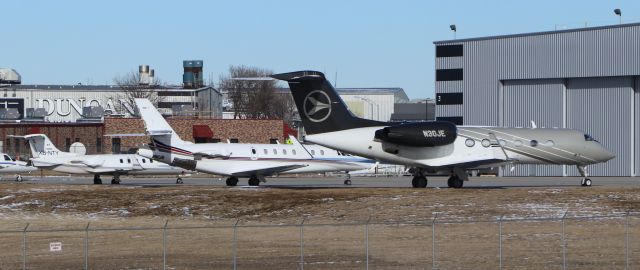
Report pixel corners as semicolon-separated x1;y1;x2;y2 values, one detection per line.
303;90;332;123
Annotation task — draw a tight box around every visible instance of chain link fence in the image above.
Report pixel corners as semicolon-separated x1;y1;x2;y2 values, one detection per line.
1;213;638;269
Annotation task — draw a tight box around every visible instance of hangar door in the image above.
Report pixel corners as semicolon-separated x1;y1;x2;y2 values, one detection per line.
567;77;634;176
502;79;564;176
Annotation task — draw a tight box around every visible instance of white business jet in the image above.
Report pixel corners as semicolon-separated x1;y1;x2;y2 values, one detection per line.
13;134;189;185
134;98;376;186
0;153;37;182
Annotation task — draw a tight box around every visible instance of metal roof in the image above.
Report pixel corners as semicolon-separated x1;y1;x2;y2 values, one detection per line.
434;22;640;44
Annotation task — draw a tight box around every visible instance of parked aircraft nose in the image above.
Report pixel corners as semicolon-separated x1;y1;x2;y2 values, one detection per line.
596;147;615;163
137;148;154;159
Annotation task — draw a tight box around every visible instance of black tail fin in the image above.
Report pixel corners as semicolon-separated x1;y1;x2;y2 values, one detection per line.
271;71;386;135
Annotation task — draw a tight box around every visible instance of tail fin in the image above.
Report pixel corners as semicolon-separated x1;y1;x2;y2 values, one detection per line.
18;134;77;158
134;98;188;146
271;71;385;135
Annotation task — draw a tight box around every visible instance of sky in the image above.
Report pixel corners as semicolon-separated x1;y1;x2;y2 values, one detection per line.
3;0;639;99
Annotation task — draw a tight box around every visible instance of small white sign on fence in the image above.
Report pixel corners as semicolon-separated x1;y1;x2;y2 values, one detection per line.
49;242;62;252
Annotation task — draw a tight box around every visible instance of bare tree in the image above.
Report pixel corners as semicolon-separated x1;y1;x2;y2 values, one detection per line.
219;65;296;120
112;70;164;107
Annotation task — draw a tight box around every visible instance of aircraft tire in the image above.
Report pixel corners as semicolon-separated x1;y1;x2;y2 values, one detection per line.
448;176;463;188
176;178;184;184
411;177;419;188
412;176;427;188
344;179;352;186
93;175;102;185
16;175;23;182
582;178;592;187
226;177;239;186
248;177;260;186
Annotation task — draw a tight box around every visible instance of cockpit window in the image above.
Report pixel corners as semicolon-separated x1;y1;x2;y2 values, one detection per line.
584;134;599;142
4;155;11;161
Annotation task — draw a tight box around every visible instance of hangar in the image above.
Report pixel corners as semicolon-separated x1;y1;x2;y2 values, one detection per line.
434;23;640;177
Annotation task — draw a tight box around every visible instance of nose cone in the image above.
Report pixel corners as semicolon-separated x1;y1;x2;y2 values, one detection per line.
137;148;154;159
596;147;615;163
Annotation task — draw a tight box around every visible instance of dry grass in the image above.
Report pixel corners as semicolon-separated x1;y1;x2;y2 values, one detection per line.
1;183;640;269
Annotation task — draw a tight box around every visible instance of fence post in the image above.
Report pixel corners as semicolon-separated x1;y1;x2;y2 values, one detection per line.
300;216;307;270
22;223;29;270
365;216;371;270
84;222;90;270
562;211;567;270
163;220;168;270
432;214;438;270
233;219;240;270
626;211;630;270
499;216;503;270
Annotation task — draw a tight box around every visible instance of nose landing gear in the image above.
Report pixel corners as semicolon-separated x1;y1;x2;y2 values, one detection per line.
577;165;592;187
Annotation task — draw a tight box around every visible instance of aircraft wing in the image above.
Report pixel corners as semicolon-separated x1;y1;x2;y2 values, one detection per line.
230;164;308;177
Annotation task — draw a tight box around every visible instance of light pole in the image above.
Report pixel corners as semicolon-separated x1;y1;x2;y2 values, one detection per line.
450;24;457;39
614;9;622;24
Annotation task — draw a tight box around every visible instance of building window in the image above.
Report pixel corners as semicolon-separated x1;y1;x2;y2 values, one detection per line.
270;139;278;144
5;139;10;154
436;44;463;57
211;138;221;143
436;69;463;81
65;138;71;151
96;137;103;153
112;138;121;154
229;138;239;143
436;93;463;105
14;138;20;154
436;116;463;125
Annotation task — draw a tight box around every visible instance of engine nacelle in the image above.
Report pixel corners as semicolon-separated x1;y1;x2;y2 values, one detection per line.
374;121;457;147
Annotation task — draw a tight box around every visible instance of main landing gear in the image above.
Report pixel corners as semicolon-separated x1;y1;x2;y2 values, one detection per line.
344;173;352;186
176;177;183;184
248;176;260;186
226;176;239;187
410;168;428;188
15;175;23;182
447;168;468;188
93;175;102;185
577;165;592;187
111;175;121;185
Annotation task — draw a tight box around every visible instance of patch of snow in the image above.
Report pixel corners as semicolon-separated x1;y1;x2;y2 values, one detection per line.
0;195;15;200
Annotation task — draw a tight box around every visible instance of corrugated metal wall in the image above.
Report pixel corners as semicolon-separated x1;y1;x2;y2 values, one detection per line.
435;24;640;176
566;77;634;176
502;79;564;176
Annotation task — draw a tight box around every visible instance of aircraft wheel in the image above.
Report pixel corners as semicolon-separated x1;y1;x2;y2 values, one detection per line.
226;177;239;186
448;176;463;188
344;179;352;186
176;178;184;184
248;177;260;186
93;175;102;185
412;176;427;188
111;178;120;185
15;175;23;182
582;178;592;187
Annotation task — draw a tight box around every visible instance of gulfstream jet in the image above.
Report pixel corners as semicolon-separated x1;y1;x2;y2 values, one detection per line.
134;98;376;186
272;71;615;188
13;134;189;184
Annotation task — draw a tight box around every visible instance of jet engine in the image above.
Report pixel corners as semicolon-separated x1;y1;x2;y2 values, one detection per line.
374;121;457;147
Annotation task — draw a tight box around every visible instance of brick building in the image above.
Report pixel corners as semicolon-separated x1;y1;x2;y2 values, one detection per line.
0;118;293;159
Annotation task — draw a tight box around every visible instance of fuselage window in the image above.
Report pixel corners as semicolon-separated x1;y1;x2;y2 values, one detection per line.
481;139;491;147
150;159;153;163
499;140;507;146
530;140;538;147
320;150;325;155
292;149;297;155
119;159;123;163
142;159;146;163
251;149;256;154
273;149;277;155
263;149;268;155
127;159;131;163
310;150;315;155
465;139;475;147
545;140;555;147
283;149;287;155
514;140;523;147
